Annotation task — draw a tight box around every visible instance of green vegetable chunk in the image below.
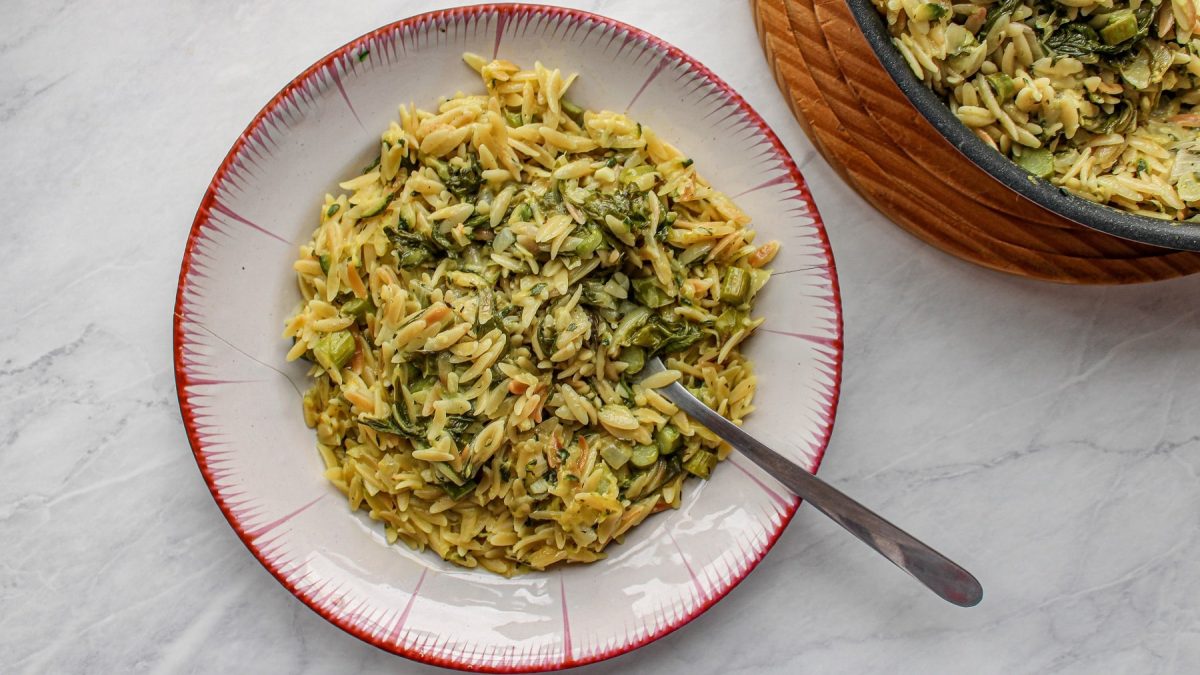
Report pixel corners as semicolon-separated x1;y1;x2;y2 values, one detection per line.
1045;6;1152;58
912;2;947;21
1016;148;1054;179
596;437;633;470
683;450;718;479
986;73;1014;104
656;425;682;455
714;308;746;336
1100;11;1137;46
630;444;659;469
315;330;355;370
319;254;331;275
631;277;672;308
612;305;652;347
1177;173;1200;202
580;279;616;310
574;225;604;257
720;267;749;304
619;346;645;375
360;194;393;217
561;98;584;120
341;297;374;320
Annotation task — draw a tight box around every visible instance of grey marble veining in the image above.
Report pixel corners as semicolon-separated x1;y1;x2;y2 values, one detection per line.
2;1;1199;673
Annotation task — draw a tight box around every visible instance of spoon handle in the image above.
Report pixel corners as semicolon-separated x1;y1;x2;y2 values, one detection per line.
655;377;982;607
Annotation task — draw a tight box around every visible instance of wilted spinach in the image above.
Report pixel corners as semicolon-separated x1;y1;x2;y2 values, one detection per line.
386;227;435;268
1044;6;1153;59
582;185;650;231
443;155;482;200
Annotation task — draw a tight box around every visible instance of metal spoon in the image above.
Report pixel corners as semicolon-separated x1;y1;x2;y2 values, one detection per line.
640;357;983;607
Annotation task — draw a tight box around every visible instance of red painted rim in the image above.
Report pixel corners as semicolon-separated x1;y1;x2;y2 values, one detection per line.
173;4;844;671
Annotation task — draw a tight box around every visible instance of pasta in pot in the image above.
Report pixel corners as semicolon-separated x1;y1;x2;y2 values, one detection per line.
875;0;1200;220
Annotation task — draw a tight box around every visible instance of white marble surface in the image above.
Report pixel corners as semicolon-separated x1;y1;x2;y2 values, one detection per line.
3;0;1200;672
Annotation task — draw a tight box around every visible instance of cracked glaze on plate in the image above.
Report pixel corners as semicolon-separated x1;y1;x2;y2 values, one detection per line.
173;4;842;671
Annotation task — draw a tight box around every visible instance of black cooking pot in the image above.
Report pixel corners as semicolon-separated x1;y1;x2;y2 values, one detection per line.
844;0;1200;252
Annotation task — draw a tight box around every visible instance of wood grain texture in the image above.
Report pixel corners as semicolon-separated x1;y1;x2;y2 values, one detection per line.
753;0;1200;283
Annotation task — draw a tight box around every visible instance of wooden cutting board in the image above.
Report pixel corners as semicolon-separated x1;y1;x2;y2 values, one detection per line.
753;0;1200;283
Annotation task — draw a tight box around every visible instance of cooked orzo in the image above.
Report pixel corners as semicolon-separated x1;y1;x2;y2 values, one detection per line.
874;0;1200;220
283;55;780;575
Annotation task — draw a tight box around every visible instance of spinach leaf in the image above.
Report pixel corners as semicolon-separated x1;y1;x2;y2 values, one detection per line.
444;414;475;441
360;402;427;441
628;315;703;357
1044;6;1152;59
444;154;482;200
978;0;1021;39
386;227;435;268
582;184;651;231
441;479;478;500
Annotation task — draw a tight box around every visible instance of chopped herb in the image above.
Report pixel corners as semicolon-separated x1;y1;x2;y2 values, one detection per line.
325;203;341;217
357;48;370;62
681;158;693;168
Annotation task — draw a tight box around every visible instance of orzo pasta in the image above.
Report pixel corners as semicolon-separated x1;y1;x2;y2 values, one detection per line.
283;56;780;575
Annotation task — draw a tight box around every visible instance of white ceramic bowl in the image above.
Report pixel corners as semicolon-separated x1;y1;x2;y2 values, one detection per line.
174;5;842;671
